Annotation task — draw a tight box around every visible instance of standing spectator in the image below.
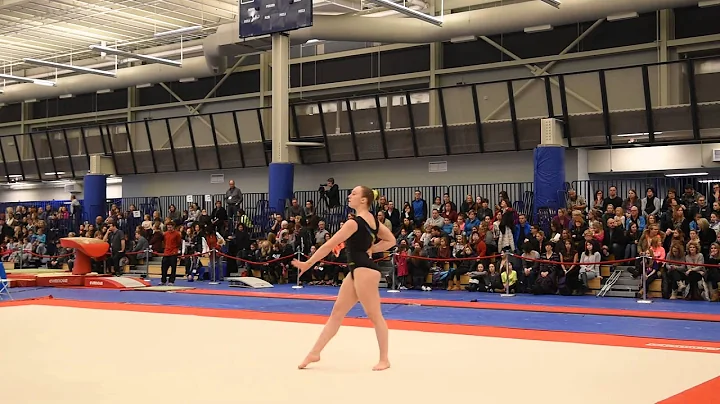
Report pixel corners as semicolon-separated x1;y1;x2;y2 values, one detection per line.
225;180;243;222
385;201;400;231
105;221;125;277
160;222;182;286
211;200;228;236
603;186;623;212
323;178;340;208
70;195;82;232
412;190;428;228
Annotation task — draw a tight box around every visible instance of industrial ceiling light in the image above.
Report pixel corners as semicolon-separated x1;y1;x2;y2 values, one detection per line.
539;0;561;8
89;45;182;67
524;24;553;33
367;0;443;26
23;58;116;78
699;0;720;7
607;12;639;21
450;35;477;43
617;131;663;137
665;172;709;177
0;73;56;87
154;25;203;38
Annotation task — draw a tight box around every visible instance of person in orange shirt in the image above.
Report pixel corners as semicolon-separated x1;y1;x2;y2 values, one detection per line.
160;222;182;286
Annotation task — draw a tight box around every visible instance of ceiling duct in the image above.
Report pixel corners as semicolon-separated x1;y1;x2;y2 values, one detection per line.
204;0;697;65
0;0;701;103
0;57;215;103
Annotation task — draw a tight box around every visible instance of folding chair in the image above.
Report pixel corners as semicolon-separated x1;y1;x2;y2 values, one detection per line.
0;261;11;300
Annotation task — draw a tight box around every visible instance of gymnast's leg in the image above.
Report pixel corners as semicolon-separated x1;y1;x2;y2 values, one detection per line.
298;272;358;369
353;267;390;371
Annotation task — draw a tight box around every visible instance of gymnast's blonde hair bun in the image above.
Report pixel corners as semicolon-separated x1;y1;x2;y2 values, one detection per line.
372;189;379;201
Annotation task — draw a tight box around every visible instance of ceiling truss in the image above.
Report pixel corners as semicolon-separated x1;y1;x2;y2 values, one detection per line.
0;0;238;72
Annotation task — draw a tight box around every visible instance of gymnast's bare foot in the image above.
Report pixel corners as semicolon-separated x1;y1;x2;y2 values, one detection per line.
298;353;320;369
372;360;391;371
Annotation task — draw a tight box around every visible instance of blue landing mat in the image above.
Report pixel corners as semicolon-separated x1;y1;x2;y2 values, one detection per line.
7;287;720;343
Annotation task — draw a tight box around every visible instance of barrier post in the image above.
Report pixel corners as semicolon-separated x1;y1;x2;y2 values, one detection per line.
292;250;303;289
209;249;219;285
387;253;399;293
637;253;652;304
144;248;150;279
501;251;515;297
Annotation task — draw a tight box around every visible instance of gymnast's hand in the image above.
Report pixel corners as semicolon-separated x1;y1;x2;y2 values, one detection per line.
292;259;311;274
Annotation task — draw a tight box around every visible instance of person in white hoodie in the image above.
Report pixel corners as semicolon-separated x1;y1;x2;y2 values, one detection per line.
579;241;601;292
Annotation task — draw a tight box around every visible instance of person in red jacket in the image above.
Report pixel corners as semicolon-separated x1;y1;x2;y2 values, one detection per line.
161;222;182;286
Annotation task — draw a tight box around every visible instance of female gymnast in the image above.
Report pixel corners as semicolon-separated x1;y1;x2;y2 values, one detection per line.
292;186;397;371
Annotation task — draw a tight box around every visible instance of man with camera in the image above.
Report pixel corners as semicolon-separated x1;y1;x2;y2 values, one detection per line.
319;177;340;208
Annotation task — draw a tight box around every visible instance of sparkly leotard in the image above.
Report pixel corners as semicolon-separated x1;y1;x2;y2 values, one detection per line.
345;215;380;278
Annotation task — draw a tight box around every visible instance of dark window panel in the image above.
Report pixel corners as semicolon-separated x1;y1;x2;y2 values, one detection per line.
169;76;217;101
303;54;374;86
138;85;175;106
59;94;93;116
97;89;127;111
32;99;53;119
675;6;720;39
216;70;261;96
494;25;580;59
442;38;504;69
290;63;301;88
578;12;657;51
0;103;22;123
378;46;430;76
290;83;429;103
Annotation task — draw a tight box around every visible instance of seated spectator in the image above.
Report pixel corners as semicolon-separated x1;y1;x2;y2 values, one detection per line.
408;241;430;291
685;240;707;300
558;240;581;295
424;209;444;230
579;241;601;291
625;222;641;259
480;263;504;293
552;208;571;231
447;245;476;291
704;242;720;302
500;261;517;293
642;187;661;218
533;243;559;295
665;241;687;300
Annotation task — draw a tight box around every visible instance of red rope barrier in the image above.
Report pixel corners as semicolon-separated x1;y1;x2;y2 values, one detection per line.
300;253;394;267
215;250;294;265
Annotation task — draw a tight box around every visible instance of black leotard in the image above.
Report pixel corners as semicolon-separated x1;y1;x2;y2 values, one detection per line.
345;215;380;278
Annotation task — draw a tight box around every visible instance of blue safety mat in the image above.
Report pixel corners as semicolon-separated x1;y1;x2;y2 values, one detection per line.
6;287;720;343
177;280;719;314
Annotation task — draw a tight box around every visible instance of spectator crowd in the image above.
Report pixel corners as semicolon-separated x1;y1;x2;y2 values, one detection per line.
1;179;719;302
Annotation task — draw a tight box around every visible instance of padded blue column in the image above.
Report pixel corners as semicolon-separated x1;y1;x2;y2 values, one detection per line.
83;174;107;224
533;146;565;217
268;163;294;212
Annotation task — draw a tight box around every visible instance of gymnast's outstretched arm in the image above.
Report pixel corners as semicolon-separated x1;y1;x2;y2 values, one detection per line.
293;220;358;272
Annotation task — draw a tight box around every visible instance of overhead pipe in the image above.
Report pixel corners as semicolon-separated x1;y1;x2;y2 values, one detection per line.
0;56;215;103
0;0;701;103
203;0;698;67
287;0;699;43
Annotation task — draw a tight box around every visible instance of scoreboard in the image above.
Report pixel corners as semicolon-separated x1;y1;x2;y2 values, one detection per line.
239;0;313;39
